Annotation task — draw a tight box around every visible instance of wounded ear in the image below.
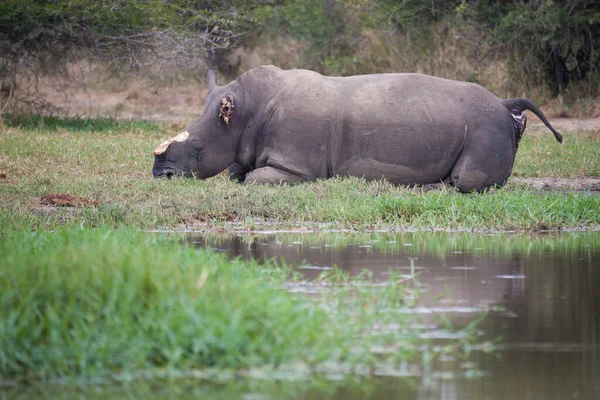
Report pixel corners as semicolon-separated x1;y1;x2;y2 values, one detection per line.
218;96;235;126
153;130;189;155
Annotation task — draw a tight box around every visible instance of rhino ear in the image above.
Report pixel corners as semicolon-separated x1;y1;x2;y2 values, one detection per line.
218;95;235;126
205;69;218;92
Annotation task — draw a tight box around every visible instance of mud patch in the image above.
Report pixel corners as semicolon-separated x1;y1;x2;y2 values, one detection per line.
512;177;600;193
0;171;6;180
186;211;240;230
40;193;98;207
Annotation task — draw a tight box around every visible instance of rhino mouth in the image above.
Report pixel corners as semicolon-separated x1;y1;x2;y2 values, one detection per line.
153;167;177;179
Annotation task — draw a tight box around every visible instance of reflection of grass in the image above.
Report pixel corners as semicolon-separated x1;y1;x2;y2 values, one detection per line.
0;227;484;383
0;117;599;232
1;374;410;400
197;230;600;259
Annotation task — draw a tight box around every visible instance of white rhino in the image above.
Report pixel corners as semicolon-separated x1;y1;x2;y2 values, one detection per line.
153;65;562;192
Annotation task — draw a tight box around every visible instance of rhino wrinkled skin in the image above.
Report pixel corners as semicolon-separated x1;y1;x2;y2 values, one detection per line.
152;65;562;193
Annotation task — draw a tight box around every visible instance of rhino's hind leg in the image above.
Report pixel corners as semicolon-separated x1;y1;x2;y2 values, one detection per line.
245;166;307;185
450;158;498;193
449;130;514;193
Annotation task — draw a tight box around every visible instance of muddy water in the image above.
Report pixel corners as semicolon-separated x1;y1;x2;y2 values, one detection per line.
186;231;600;400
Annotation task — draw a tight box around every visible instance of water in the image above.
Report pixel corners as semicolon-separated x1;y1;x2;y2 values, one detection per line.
5;231;599;399
185;231;600;399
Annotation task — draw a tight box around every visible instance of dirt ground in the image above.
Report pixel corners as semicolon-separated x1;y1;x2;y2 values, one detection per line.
527;117;600;134
511;177;600;193
31;79;208;122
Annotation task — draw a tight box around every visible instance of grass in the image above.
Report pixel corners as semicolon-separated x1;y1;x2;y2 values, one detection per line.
2;114;164;133
0;115;599;232
514;131;600;177
0;226;473;383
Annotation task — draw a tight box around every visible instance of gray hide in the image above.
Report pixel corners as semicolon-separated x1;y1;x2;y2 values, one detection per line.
152;65;562;192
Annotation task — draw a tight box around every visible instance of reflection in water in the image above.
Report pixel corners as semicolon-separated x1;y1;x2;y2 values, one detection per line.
5;232;598;400
185;231;600;400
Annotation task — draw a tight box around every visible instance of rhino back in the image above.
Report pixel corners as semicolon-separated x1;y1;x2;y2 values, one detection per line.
247;68;509;184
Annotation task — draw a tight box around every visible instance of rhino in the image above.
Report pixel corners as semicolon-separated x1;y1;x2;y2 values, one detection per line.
152;65;562;192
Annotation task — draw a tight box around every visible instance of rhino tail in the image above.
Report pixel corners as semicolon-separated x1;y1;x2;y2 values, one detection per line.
502;98;563;144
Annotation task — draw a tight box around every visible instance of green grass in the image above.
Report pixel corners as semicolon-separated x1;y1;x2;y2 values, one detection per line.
0;115;599;232
2;114;163;133
514;132;600;177
1;227;450;383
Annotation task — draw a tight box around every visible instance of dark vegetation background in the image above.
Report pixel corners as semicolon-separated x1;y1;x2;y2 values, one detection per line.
1;0;600;117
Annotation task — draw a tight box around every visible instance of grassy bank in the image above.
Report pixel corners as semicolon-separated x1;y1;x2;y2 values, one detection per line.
0;117;599;232
0;226;498;386
1;227;447;383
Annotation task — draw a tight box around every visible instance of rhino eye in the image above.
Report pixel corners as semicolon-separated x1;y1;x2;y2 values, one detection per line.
189;145;204;158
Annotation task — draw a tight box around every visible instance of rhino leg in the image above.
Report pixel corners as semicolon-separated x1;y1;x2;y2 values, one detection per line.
450;128;514;193
450;158;496;193
227;163;249;183
245;166;307;185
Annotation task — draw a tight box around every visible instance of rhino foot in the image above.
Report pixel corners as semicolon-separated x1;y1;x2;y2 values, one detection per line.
245;166;307;185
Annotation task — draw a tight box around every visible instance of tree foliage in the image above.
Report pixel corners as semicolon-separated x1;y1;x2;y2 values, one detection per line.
0;0;253;110
254;0;600;96
2;0;600;109
460;0;600;94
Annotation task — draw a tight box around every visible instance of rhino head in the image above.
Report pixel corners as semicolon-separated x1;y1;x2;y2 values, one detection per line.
152;69;241;179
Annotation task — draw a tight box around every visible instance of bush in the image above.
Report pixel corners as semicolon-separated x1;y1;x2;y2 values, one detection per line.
460;0;600;96
251;0;600;98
